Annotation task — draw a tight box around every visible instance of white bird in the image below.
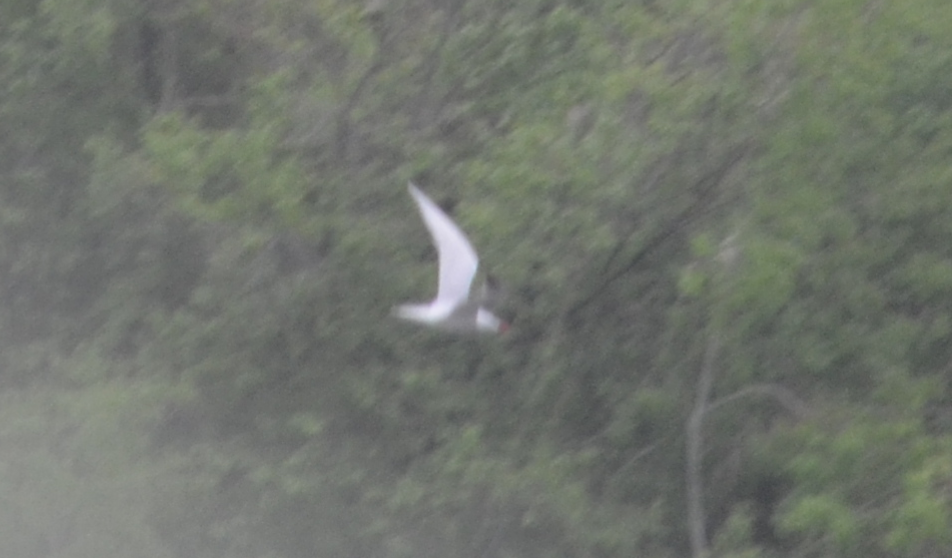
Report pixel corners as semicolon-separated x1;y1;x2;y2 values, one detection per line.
394;182;509;333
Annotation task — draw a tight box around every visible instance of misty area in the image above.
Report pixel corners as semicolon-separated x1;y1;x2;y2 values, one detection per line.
1;0;952;557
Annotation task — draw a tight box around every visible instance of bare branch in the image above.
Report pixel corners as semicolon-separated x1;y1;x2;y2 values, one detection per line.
565;142;750;325
685;370;808;558
706;383;810;420
685;332;721;558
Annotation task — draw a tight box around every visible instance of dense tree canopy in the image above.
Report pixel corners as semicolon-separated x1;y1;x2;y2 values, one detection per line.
1;0;952;557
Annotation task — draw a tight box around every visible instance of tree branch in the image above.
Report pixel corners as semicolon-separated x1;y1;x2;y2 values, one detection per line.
686;332;721;558
686;370;808;558
565;143;749;325
706;383;810;420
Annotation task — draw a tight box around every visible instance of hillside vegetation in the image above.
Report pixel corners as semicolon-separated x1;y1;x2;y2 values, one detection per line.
1;0;952;557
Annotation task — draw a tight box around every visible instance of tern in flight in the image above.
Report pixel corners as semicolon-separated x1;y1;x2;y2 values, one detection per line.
394;182;509;333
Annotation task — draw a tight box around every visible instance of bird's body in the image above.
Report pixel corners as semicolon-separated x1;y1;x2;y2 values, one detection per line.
394;183;508;334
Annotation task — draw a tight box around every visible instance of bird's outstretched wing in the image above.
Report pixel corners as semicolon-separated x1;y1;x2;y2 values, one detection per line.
407;182;479;304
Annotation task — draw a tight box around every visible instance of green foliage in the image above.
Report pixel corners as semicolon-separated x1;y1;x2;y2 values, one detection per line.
774;408;952;557
4;0;952;557
711;504;765;558
887;453;952;553
144;111;310;226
